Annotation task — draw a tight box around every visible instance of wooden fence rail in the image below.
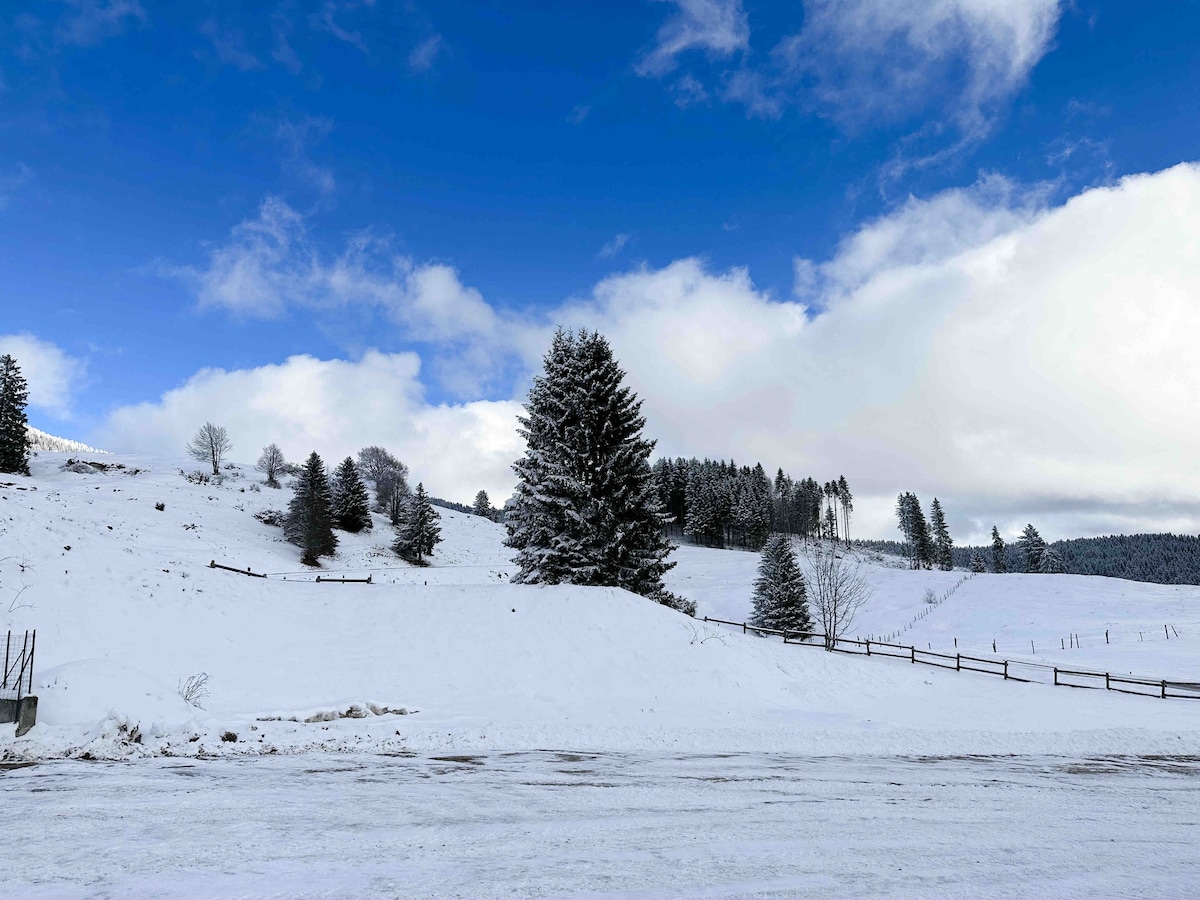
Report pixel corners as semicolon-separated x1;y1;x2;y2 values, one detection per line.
702;616;1198;702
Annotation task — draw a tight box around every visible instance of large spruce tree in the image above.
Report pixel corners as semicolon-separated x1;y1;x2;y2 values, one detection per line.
0;354;31;476
285;452;339;565
505;328;678;607
930;498;954;571
749;534;812;636
991;526;1007;573
471;490;496;520
332;457;373;533
1017;523;1046;573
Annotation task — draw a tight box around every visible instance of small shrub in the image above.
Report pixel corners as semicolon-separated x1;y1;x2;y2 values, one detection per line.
923;588;937;605
254;508;286;527
154;502;165;511
178;672;210;708
221;731;237;743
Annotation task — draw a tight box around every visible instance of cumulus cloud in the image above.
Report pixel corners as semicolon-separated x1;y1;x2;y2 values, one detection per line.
554;163;1200;542
137;163;1200;541
635;0;749;77
0;333;85;420
97;351;524;505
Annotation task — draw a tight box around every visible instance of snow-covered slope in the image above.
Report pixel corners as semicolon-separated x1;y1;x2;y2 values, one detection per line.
25;425;108;455
2;451;1199;761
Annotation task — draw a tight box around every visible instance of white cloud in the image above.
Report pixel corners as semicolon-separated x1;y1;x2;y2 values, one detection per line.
408;34;442;72
57;0;146;47
778;0;1062;136
0;333;85;420
198;20;263;71
144;163;1200;541
166;196;533;396
636;0;749;78
97;351;524;506
552;163;1200;542
598;233;631;259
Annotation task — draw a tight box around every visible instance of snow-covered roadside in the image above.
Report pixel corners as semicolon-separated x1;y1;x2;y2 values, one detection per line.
4;752;1199;899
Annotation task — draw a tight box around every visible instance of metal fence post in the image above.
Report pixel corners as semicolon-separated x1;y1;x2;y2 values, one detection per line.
3;631;9;690
27;630;35;696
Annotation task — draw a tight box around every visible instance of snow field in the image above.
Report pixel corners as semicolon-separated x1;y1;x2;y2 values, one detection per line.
2;451;1199;761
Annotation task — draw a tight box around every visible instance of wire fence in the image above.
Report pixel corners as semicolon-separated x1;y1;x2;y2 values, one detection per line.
701;616;1200;702
1;630;36;704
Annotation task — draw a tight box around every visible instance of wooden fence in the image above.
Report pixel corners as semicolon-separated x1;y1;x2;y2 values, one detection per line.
701;616;1200;702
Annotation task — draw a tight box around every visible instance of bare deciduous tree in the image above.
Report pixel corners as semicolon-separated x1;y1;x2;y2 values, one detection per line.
256;443;287;488
802;542;873;651
187;422;232;475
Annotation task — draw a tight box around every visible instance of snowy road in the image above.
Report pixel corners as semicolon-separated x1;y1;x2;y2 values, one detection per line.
2;753;1198;899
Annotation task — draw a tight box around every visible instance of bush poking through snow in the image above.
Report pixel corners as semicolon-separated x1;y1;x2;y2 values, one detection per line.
254;509;286;527
178;672;210;708
221;731;237;743
155;502;165;511
923;588;937;605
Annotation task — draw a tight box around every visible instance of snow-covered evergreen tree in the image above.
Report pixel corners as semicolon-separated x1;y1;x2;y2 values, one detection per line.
749;534;813;636
930;498;953;571
991;526;1007;573
969;550;987;573
471;490;496;520
394;482;441;563
284;452;338;565
1038;545;1065;574
0;354;31;476
505;328;679;608
837;474;854;547
331;457;373;533
1017;523;1046;573
896;492;933;569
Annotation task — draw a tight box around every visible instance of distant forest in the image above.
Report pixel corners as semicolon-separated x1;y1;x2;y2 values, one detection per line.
855;534;1200;586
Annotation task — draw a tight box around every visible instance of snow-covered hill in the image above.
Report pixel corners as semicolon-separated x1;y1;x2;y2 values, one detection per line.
2;451;1199;761
25;425;108;455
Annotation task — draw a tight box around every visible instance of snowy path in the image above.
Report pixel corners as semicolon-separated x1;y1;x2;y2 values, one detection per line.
3;753;1198;899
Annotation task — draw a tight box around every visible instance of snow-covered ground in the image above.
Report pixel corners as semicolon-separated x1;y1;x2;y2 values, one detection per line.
3;752;1198;899
4;450;1200;896
2;450;1199;762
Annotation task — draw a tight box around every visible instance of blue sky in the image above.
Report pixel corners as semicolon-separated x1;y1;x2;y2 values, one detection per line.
4;0;1200;539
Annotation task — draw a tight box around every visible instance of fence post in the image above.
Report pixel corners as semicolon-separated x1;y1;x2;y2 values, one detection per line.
1165;625;1170;640
27;630;35;696
16;631;28;703
3;631;9;690
1105;672;1110;691
743;622;746;635
1053;667;1059;686
1003;660;1008;681
956;653;961;671
866;639;871;656
1106;630;1109;644
910;646;915;664
1161;680;1167;700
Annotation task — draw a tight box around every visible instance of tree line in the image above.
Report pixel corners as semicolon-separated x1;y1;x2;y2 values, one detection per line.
652;457;854;552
